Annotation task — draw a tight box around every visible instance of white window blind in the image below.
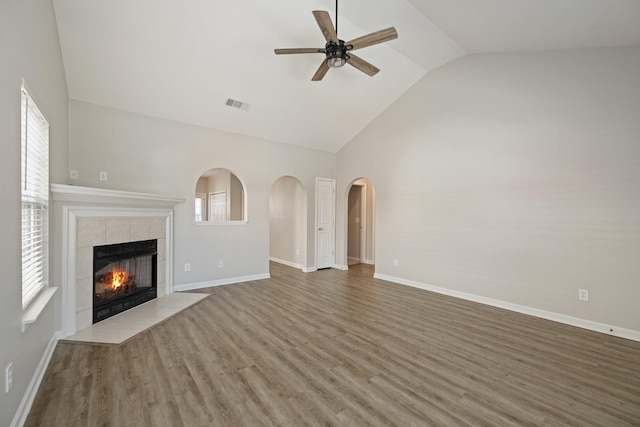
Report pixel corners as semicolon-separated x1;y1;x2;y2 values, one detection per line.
21;84;49;309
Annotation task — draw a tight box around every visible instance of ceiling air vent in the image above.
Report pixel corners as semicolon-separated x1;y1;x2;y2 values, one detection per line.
225;98;251;112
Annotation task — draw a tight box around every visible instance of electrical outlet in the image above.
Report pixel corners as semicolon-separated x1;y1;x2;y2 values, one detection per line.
99;171;108;181
393;259;399;267
184;263;190;272
578;289;589;301
296;248;300;256
5;363;12;393
69;169;79;180
218;260;224;268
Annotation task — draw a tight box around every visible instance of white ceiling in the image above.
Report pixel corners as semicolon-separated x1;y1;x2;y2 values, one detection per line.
53;0;640;153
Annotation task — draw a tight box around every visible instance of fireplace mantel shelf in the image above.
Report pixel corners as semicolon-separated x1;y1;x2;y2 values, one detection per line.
51;184;185;208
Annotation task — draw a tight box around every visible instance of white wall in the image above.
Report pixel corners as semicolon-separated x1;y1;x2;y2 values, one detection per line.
269;176;307;268
0;0;68;424
337;47;640;333
67;100;335;285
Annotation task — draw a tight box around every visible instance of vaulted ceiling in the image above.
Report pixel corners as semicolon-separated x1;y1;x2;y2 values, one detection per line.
53;0;640;152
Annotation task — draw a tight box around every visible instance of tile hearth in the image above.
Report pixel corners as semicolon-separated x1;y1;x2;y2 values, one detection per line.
61;292;208;345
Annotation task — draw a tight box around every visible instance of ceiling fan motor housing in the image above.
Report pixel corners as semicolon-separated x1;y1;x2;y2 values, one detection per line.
325;40;352;67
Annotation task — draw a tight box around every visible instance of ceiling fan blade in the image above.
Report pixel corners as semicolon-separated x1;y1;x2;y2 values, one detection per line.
346;53;380;77
312;10;338;43
312;60;330;81
275;48;324;55
346;27;398;51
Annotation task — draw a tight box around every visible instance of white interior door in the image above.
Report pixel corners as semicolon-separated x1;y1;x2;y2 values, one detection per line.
316;178;335;269
209;190;227;221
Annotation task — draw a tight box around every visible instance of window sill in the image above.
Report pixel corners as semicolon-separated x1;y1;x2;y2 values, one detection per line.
22;287;58;332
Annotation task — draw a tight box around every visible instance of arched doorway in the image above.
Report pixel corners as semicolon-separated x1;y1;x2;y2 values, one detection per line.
346;178;375;267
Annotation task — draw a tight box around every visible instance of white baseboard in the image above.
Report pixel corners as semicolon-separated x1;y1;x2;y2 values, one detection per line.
174;273;271;292
269;257;306;271
374;273;640;343
11;330;61;427
333;264;349;271
364;259;374;265
302;266;317;273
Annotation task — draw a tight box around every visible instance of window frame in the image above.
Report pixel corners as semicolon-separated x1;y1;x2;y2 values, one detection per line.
21;82;50;310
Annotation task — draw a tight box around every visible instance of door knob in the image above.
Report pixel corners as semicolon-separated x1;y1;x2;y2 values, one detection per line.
318;227;324;231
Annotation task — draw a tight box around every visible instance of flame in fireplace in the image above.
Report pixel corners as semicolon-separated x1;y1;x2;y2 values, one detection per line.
110;270;128;290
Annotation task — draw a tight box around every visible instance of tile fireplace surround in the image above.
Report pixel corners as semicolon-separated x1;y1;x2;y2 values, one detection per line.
51;184;188;339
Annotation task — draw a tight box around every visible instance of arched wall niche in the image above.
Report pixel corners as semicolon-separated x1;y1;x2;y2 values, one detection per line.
195;168;247;224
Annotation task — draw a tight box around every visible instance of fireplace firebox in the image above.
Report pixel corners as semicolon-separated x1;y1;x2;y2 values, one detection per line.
93;239;158;323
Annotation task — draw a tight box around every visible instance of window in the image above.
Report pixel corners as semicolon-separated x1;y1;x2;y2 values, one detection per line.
194;193;206;221
21;84;49;309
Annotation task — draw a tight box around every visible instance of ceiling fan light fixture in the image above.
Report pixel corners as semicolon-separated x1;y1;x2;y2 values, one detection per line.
327;55;347;68
326;41;349;68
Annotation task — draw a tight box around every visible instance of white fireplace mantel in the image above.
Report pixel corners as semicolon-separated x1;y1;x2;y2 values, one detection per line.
53;184;185;337
51;184;185;207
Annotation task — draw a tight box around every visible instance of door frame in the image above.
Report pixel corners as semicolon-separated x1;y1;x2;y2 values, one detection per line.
315;177;336;269
358;184;367;263
347;183;365;264
344;178;375;268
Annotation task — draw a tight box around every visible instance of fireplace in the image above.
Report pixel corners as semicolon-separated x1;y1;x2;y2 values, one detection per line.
93;239;158;323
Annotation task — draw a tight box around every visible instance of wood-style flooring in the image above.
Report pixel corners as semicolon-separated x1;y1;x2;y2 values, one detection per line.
26;262;640;426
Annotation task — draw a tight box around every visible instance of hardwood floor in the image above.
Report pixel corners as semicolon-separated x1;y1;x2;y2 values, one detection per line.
26;262;640;426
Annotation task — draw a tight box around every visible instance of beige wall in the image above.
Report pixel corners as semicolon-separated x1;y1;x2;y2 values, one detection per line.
0;0;68;424
230;173;243;221
67;100;335;284
207;172;230;194
269;176;307;268
337;47;640;333
195;177;208;194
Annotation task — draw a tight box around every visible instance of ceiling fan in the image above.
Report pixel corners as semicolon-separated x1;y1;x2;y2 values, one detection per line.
274;0;398;81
